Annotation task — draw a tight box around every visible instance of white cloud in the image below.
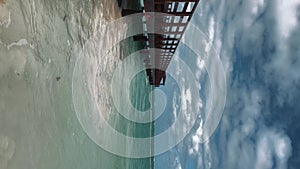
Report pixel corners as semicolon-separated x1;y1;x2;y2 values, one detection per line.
262;0;300;104
189;120;203;156
276;0;300;38
208;16;215;41
251;0;265;14
158;0;298;168
172;91;179;120
174;158;182;169
256;135;273;169
255;130;292;169
170;151;183;169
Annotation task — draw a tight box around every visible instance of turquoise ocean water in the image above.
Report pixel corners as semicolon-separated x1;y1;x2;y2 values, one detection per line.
0;0;154;168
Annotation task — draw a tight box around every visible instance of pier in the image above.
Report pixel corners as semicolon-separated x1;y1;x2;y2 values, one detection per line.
122;0;200;87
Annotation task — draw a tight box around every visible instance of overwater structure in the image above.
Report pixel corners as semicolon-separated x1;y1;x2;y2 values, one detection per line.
122;0;200;87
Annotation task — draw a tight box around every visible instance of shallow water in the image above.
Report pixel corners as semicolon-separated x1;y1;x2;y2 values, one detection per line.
0;0;153;168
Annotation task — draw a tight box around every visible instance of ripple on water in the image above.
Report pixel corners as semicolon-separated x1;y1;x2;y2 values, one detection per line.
0;135;15;168
0;2;11;28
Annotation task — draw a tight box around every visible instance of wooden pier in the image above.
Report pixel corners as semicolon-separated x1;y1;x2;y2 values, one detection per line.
122;0;200;87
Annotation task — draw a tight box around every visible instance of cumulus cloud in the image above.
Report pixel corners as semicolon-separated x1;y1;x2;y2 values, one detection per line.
276;0;300;38
156;0;299;168
255;130;292;169
173;156;183;169
189;120;203;156
194;0;297;168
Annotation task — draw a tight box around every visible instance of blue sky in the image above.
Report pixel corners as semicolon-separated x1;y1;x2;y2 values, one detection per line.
154;0;300;168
